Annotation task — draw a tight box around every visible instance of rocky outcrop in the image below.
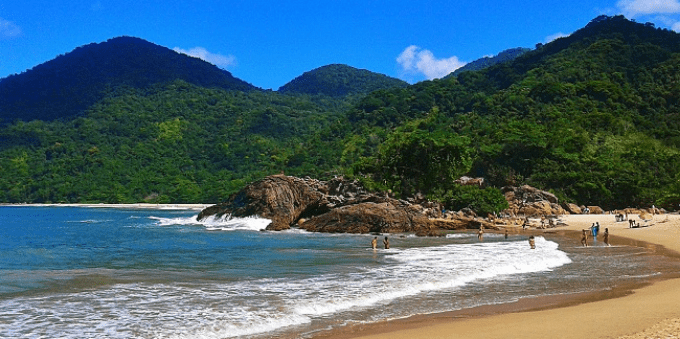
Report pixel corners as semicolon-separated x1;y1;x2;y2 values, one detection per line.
562;203;582;214
299;201;428;234
197;175;329;230
620;207;664;216
198;174;491;233
502;185;565;217
586;205;605;214
503;185;558;204
454;176;485;187
429;216;494;231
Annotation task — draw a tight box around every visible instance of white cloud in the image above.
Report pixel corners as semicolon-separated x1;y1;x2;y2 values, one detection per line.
617;0;680;17
0;18;21;39
545;32;569;43
673;21;680;31
397;45;466;80
173;47;237;69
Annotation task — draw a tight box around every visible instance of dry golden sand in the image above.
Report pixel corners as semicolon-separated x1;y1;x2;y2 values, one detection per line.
341;213;680;339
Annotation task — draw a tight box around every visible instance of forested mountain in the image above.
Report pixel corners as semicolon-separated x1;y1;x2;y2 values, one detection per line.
1;15;680;211
447;47;532;77
0;36;256;123
278;64;408;97
0;81;349;203
342;15;680;210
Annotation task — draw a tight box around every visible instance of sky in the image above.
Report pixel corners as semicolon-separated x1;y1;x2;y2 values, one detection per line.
2;0;680;90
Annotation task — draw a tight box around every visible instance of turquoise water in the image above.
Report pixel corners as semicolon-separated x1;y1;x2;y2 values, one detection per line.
0;206;677;339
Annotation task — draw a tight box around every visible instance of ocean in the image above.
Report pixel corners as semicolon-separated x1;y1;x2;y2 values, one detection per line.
1;206;678;339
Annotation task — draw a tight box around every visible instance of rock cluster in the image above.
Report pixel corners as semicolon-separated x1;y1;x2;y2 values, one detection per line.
562;203;582;214
501;185;566;217
197;174;485;233
198;174;626;235
197;175;327;231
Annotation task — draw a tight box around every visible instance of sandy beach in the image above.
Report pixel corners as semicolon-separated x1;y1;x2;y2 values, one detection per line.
339;213;680;339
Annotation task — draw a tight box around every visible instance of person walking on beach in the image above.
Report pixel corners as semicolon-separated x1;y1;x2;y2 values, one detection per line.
383;236;390;249
371;237;378;250
603;228;610;246
581;229;589;247
528;235;536;249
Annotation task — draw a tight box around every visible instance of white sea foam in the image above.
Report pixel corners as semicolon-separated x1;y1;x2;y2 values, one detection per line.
290;237;571;318
446;232;508;239
0;237;571;339
446;233;476;239
149;214;271;232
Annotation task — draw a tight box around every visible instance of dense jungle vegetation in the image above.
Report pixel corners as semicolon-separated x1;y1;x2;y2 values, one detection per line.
1;15;680;212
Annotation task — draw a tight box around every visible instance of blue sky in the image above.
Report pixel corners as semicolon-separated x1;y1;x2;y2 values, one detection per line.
2;0;680;89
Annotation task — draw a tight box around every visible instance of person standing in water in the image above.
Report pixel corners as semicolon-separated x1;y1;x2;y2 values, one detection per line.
383;236;390;249
603;228;610;246
371;237;378;250
478;226;484;241
581;229;589;247
528;235;536;249
505;229;509;240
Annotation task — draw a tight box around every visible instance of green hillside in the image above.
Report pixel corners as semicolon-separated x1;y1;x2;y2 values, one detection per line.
343;15;680;210
278;64;408;97
0;36;256;123
448;47;532;77
0;81;348;203
1;15;680;211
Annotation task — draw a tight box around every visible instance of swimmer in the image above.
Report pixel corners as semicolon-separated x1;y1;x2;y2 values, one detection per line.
529;235;536;249
383;236;390;249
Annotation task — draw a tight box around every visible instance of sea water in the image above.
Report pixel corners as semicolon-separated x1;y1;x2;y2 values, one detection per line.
0;206;678;339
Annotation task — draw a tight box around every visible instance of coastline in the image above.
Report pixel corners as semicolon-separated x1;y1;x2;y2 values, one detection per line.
0;203;213;210
3;205;678;337
320;213;680;339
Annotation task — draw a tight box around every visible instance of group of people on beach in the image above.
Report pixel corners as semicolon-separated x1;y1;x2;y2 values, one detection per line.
581;222;609;247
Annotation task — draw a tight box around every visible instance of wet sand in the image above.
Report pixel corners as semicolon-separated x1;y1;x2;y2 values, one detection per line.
323;213;680;339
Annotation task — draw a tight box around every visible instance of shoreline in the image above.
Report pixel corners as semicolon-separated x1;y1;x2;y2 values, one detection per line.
0;203;213;210
315;213;680;339
3;205;679;337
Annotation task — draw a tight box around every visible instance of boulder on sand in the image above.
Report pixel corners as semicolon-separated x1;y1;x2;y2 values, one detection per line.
586;206;604;214
561;203;582;214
